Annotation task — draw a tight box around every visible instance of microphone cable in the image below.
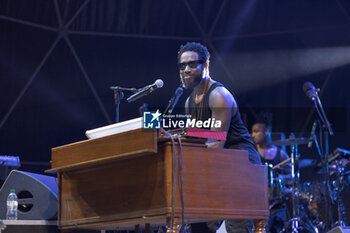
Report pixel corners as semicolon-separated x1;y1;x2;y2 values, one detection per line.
176;135;185;233
162;131;177;233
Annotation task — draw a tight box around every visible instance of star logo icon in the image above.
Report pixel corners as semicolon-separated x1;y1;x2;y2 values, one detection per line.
143;110;162;129
150;109;162;122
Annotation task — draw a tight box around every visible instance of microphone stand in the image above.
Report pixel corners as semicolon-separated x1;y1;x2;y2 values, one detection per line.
110;86;137;123
163;95;176;115
311;92;334;230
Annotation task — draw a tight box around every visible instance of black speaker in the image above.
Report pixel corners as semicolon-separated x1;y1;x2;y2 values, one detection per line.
0;170;58;220
328;227;350;233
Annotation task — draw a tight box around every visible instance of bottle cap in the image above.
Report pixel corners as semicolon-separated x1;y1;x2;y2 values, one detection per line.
10;189;15;193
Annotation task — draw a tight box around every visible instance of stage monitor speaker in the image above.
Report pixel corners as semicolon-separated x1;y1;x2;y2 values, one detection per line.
0;170;58;220
328;227;350;233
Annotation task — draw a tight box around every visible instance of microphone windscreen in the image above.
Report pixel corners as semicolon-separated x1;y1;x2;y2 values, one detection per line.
155;79;164;88
303;82;316;99
303;82;315;93
175;87;183;96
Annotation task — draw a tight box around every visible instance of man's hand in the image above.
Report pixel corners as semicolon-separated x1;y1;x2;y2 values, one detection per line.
206;140;225;148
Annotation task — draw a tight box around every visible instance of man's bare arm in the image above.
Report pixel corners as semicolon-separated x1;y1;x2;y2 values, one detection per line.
207;86;237;148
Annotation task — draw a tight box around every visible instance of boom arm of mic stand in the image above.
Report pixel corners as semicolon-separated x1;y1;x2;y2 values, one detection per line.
311;134;322;158
110;86;138;123
314;96;334;136
110;86;138;93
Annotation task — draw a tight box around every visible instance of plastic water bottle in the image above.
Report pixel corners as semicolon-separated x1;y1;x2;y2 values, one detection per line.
6;189;18;220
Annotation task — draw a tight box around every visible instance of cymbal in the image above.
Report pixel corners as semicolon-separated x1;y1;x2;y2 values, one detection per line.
299;159;317;168
273;158;317;170
272;137;309;146
316;165;337;175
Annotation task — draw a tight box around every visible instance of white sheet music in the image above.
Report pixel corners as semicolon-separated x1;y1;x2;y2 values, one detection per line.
85;117;143;139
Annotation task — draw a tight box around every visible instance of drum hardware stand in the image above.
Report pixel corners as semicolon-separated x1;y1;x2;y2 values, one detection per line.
291;143;300;233
110;86;138;123
280;135;319;233
289;141;301;233
282;135;301;233
330;160;347;227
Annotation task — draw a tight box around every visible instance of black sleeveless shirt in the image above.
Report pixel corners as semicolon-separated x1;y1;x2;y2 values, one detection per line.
188;82;261;165
260;147;282;166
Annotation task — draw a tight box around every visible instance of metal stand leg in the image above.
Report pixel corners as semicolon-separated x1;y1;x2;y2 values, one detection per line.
289;144;300;233
254;219;267;233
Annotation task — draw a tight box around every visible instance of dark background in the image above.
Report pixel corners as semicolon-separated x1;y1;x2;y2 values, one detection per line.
0;0;349;224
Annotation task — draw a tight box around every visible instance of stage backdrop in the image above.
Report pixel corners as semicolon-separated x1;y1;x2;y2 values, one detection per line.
1;1;349;218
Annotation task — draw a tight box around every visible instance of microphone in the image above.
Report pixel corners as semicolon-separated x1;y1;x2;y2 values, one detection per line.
303;82;318;100
164;87;183;114
303;82;334;135
308;121;317;148
127;79;164;103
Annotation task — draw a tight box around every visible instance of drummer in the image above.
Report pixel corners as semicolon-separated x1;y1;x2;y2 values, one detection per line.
251;113;290;233
251;112;289;166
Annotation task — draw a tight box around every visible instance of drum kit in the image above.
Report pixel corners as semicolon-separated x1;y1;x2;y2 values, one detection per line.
265;137;350;233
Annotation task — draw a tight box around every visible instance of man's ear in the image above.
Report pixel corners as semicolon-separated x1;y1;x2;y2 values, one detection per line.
264;127;270;136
